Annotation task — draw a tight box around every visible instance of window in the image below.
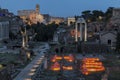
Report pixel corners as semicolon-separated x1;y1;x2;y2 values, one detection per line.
108;39;111;45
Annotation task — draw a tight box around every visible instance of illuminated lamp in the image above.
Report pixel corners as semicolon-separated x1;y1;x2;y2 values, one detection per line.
51;62;60;71
68;59;73;62
52;67;60;71
27;52;31;59
81;57;105;75
69;54;74;60
85;67;105;72
0;64;3;69
70;29;76;36
84;72;89;75
82;65;103;68
64;55;74;62
51;59;56;62
84;62;102;65
64;56;70;60
63;66;73;70
82;71;89;75
51;55;57;62
51;55;62;62
56;56;62;60
83;58;100;61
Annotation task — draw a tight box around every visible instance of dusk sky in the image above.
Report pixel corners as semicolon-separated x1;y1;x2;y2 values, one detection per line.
0;0;120;17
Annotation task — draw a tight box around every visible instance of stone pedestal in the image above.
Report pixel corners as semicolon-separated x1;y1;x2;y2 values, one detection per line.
19;47;31;63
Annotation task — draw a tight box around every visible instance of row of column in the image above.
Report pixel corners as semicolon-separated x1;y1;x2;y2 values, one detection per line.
75;18;87;42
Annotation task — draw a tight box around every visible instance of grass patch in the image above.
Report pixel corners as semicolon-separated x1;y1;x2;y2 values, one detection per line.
108;71;120;80
0;53;19;65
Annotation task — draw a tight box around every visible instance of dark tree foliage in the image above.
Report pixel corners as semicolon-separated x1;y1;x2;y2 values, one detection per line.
81;10;93;22
81;10;105;22
92;10;104;21
105;7;114;21
80;7;113;22
30;22;58;41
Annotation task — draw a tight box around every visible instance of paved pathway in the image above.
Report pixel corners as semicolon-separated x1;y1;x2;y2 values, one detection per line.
14;43;49;80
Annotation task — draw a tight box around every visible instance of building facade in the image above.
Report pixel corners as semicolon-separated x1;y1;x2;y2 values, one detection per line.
106;8;120;31
100;31;116;49
67;17;75;26
113;8;120;17
49;17;64;24
0;8;14;17
0;21;9;41
9;16;23;34
18;4;44;24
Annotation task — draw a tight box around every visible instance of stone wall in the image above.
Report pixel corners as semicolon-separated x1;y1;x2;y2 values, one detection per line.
80;42;108;53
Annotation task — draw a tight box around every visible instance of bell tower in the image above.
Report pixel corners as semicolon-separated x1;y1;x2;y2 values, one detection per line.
36;4;40;14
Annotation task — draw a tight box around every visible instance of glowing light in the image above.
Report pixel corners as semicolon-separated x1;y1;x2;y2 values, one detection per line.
30;69;36;72
70;29;80;37
36;61;41;65
0;64;3;69
63;54;74;62
52;68;60;71
84;72;89;75
63;66;73;70
81;58;105;75
33;65;39;68
56;56;62;60
51;55;62;62
51;62;60;71
51;59;56;62
27;52;31;59
28;72;35;76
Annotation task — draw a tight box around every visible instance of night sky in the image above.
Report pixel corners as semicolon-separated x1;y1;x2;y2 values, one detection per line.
0;0;120;17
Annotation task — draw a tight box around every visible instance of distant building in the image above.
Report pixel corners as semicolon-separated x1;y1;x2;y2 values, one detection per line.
9;16;23;34
18;4;66;25
0;7;22;35
53;27;75;44
0;21;9;41
113;8;120;17
106;8;120;31
18;4;44;24
87;22;105;32
18;10;35;17
0;8;14;17
42;14;50;23
100;31;116;49
49;16;64;24
42;14;65;25
0;16;23;35
67;17;75;26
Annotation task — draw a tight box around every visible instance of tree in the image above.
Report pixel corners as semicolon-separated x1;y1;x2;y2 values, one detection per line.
31;22;58;41
92;10;104;21
105;7;114;21
116;32;120;53
81;10;93;22
82;10;91;15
